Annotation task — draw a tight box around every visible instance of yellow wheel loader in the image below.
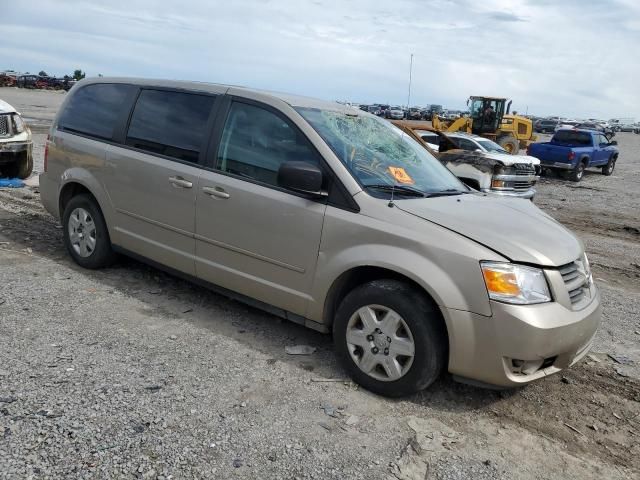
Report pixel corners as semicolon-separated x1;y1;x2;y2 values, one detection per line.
431;96;536;154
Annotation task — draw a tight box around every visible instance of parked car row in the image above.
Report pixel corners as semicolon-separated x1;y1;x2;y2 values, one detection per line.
1;73;77;91
534;117;639;136
16;75;77;91
358;103;456;120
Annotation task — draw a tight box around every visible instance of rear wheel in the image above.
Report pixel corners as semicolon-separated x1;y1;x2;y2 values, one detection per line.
602;156;616;176
568;161;586;182
62;194;117;269
333;280;447;397
497;135;519;154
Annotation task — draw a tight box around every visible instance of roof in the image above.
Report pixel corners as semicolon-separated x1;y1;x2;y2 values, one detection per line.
469;96;507;101
76;77;358;114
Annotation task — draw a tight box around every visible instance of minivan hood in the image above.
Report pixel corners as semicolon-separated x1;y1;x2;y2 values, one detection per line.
397;194;581;267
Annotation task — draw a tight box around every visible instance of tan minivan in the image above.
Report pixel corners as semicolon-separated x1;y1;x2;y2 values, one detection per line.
40;78;601;397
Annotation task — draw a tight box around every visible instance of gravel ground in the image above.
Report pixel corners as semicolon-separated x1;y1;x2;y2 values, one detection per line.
1;88;639;479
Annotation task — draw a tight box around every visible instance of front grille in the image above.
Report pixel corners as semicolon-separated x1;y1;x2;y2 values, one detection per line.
0;115;9;136
511;163;537;190
559;260;589;305
513;181;533;191
513;163;536;175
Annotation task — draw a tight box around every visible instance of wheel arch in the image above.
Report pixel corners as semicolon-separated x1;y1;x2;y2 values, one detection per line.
59;182;95;217
322;265;450;345
57;169;115;238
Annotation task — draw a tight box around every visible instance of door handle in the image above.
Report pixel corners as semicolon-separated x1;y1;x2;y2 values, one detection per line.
203;186;230;199
169;176;193;189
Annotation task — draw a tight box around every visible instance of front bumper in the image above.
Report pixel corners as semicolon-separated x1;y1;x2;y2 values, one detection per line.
0;140;32;162
482;187;536;200
445;288;601;387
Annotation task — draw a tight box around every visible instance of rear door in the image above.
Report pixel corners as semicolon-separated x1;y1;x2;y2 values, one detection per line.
104;88;219;275
194;98;327;316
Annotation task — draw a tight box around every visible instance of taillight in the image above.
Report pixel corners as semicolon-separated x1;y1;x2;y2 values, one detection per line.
568;151;575;161
44;134;50;172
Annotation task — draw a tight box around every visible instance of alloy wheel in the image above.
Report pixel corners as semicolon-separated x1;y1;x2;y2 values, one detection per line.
68;207;97;258
345;305;415;382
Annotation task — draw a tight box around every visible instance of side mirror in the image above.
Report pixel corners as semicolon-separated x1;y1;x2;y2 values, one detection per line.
610;140;618;146
474;148;483;153
278;161;325;196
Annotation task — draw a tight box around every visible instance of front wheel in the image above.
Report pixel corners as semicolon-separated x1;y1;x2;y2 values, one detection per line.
333;280;447;397
602;156;616;176
62;194;117;269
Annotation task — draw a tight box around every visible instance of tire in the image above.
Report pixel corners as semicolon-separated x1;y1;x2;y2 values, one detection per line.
333;279;447;397
497;135;519;154
1;152;32;179
602;156;616;176
62;194;117;269
568;160;586;182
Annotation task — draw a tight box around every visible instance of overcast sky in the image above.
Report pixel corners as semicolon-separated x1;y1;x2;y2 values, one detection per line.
1;0;638;119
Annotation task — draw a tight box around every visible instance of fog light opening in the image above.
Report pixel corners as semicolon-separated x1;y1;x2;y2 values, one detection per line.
510;357;556;376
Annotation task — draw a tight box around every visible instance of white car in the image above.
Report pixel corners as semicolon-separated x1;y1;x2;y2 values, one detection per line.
444;132;540;200
0;99;33;179
446;132;540;168
415;130;441;151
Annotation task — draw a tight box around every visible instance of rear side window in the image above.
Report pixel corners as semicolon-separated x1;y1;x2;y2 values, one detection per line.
216;102;320;187
126;89;215;163
58;83;135;140
552;130;592;146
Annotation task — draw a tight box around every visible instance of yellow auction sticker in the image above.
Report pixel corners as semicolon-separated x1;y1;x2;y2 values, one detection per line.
388;166;414;184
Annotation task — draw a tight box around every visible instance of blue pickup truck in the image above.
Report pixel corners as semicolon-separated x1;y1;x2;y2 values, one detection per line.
528;129;618;182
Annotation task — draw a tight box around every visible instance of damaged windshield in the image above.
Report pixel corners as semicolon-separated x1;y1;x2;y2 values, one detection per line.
296;108;465;197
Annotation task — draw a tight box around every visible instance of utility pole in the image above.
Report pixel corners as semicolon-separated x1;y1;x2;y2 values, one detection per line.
407;54;413;109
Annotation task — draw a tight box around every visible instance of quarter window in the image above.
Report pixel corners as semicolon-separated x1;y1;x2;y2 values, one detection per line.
126;89;215;163
216;102;320;187
58;83;135;140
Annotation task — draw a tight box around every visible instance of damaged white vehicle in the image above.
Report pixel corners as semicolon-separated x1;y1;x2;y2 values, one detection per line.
445;132;540;200
392;121;540;201
0;99;33;179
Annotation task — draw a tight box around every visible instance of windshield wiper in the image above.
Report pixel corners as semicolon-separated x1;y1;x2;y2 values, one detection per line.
364;184;426;197
424;189;471;198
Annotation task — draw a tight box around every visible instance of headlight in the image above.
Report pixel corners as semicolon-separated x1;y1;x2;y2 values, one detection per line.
12;114;25;134
582;253;593;285
481;261;551;305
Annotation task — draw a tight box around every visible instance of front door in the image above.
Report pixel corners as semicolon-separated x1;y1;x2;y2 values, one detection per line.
104;88;217;275
194;100;327;316
592;134;609;165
